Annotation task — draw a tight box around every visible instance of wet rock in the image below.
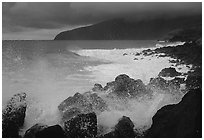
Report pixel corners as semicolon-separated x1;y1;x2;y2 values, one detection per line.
58;92;92;121
186;75;202;90
149;77;169;90
58;92;107;122
35;125;66;138
146;88;202;138
103;81;115;91
2;93;27;138
103;116;136;138
64;112;97;138
24;123;48;138
169;77;185;89
87;93;107;112
154;42;202;66
135;52;141;56
142;49;153;56
104;74;151;98
92;83;103;92
158;67;181;77
169;59;180;63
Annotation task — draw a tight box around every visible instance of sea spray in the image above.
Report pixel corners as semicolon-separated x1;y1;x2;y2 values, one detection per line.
3;40;191;136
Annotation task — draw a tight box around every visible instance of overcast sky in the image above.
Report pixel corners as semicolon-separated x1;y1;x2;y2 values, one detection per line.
2;2;201;40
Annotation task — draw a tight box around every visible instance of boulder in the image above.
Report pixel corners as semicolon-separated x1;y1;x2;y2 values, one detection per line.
64;112;97;138
2;93;27;138
168;77;185;90
103;116;135;138
104;74;151;98
58;92;107;122
35;125;66;138
149;77;169;90
158;67;181;77
92;83;103;92
58;92;92;121
24;123;48;138
87;93;107;112
146;88;202;138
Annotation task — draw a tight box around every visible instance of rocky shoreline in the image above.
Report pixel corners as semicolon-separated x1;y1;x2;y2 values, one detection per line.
2;39;202;138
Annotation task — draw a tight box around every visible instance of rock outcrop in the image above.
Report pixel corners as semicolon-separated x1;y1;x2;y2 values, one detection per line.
103;116;136;138
92;83;103;92
24;124;65;138
104;74;151;98
186;75;202;90
24;123;48;138
58;92;92;121
35;125;66;138
158;67;181;77
58;92;107;122
149;77;169;90
2;93;27;138
64;112;97;138
146;88;202;138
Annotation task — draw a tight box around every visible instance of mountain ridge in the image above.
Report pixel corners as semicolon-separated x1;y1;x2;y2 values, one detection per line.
54;15;201;40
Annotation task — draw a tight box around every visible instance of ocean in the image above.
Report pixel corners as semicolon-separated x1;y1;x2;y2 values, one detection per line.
2;40;188;134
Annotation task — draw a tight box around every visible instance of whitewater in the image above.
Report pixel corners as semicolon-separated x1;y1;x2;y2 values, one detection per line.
2;40;190;135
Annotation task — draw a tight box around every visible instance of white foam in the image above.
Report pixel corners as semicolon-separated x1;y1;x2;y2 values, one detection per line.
74;48;191;85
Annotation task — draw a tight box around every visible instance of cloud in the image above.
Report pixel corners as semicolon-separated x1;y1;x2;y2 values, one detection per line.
2;2;201;39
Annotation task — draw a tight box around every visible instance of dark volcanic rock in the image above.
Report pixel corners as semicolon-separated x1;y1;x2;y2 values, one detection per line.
146;88;202;138
24;123;48;138
149;77;169;90
103;116;136;138
58;92;107;122
168;77;185;90
154;41;202;66
149;76;185;93
186;75;202;90
2;93;27;138
87;93;107;112
64;112;97;138
158;67;181;77
58;92;92;121
92;83;103;92
104;74;151;98
35;125;66;138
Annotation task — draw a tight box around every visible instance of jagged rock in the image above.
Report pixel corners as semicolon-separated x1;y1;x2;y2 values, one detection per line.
92;83;103;91
149;77;169;90
35;125;66;138
58;92;107;122
142;49;154;56
103;116;136;138
158;67;181;77
135;52;141;56
168;77;185;90
146;88;202;138
87;93;107;112
64;112;97;138
186;75;202;90
2;93;27;138
24;123;48;138
58;92;92;121
104;74;151;98
103;81;115;91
